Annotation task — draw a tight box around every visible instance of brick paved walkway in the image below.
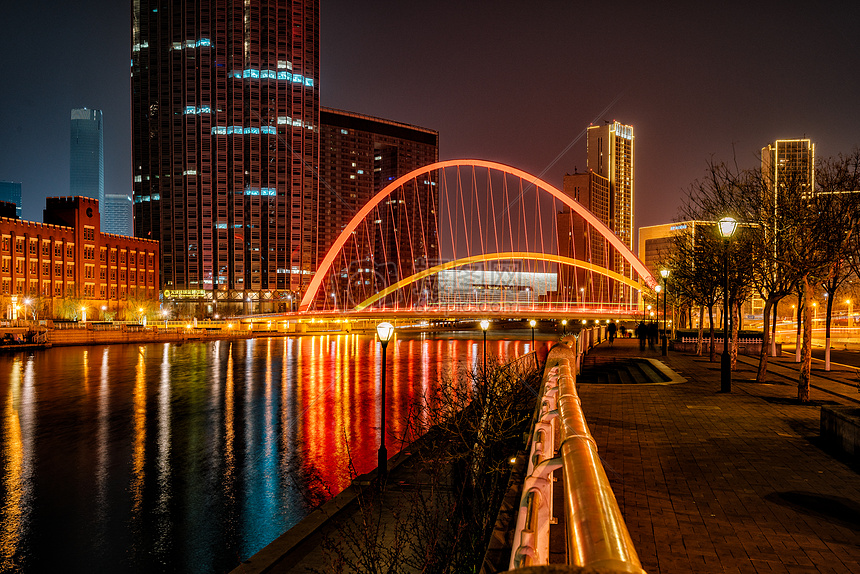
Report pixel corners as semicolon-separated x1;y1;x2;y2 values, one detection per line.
577;338;860;574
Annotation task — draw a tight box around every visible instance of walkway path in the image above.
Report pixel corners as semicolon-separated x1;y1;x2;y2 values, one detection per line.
577;338;860;573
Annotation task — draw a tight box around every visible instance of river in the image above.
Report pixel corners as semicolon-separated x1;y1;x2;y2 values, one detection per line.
0;332;535;573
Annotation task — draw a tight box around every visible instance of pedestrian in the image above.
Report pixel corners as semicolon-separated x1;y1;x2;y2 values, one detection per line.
607;321;617;346
637;321;647;350
648;322;657;350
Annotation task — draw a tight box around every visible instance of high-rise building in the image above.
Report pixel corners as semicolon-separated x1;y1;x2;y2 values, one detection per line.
102;193;133;236
132;0;320;315
761;138;814;197
70;109;104;204
318;108;439;309
0;181;22;218
582;121;635;303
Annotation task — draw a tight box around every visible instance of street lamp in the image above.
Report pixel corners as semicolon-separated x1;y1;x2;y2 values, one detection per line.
480;319;490;372
718;216;738;392
660;268;671;356
376;321;395;483
561;319;567;335
529;319;536;350
579;287;585;308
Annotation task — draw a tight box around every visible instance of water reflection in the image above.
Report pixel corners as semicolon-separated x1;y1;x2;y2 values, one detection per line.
0;333;532;573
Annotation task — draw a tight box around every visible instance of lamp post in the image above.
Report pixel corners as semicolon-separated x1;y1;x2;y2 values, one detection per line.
718;216;738;392
529;318;536;348
579;287;585;309
660;269;671;356
480;319;490;373
376;321;394;483
561;319;567;336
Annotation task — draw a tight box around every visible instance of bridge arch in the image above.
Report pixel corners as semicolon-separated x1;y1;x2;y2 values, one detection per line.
300;159;656;311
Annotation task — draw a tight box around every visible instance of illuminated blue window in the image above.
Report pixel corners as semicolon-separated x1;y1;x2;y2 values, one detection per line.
292;74;304;84
196;38;211;47
278;71;291;81
261;126;276;135
304;77;314;87
341;129;348;135
152;193;160;200
216;223;227;229
357;170;364;175
184;106;196;115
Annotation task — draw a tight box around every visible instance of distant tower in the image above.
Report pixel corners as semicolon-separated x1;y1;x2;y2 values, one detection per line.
586;121;635;303
70;108;104;204
761;138;815;197
0;181;22;218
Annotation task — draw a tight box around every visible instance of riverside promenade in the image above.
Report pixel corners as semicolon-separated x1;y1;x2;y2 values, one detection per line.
233;337;860;574
577;338;860;573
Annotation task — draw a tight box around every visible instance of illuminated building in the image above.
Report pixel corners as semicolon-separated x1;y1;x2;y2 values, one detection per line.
761;138;814;197
132;0;319;315
556;120;634;305
0;181;22;218
587;121;634;302
318;108;438;308
70;108;104;204
0;196;159;319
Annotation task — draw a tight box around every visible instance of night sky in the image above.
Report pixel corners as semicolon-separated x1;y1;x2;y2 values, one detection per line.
2;1;859;240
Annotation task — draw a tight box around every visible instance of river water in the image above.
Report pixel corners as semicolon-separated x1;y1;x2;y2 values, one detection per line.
0;332;535;573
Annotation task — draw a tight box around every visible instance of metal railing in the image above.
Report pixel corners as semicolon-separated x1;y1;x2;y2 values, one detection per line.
508;329;645;573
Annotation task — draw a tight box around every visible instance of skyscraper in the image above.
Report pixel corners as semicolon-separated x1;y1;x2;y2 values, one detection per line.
0;181;22;218
132;0;320;315
70;108;104;204
761;138;815;197
317;108;439;309
102;193;133;236
586;121;634;303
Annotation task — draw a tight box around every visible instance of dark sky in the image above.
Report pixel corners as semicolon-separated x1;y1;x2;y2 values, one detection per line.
2;1;859;239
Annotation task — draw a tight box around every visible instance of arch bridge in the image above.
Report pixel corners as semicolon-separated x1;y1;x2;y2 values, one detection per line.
275;160;656;322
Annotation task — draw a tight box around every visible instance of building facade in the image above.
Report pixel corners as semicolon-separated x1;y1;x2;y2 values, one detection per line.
761;138;815;197
0;196;159;320
70;108;105;204
586;121;635;304
102;193;133;236
318;108;439;309
132;0;320;315
0;181;22;219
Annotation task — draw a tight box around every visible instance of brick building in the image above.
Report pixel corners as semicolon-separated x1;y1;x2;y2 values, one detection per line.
0;196;159;320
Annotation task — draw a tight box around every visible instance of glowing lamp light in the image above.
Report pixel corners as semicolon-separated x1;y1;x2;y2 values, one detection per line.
509;457;517;465
582;319;587;325
529;319;536;328
655;285;662;293
718;216;738;239
376;321;394;343
480;319;490;331
561;319;567;326
660;268;670;279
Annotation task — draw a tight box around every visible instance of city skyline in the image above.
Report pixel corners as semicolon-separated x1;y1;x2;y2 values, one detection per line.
1;1;859;234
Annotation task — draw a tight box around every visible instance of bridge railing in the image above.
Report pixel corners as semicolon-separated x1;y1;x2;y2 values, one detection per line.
507;329;645;574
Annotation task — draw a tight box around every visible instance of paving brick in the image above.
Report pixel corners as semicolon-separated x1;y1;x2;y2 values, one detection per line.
575;339;860;574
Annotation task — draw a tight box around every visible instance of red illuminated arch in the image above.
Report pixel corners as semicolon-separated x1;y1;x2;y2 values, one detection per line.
300;159;656;311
